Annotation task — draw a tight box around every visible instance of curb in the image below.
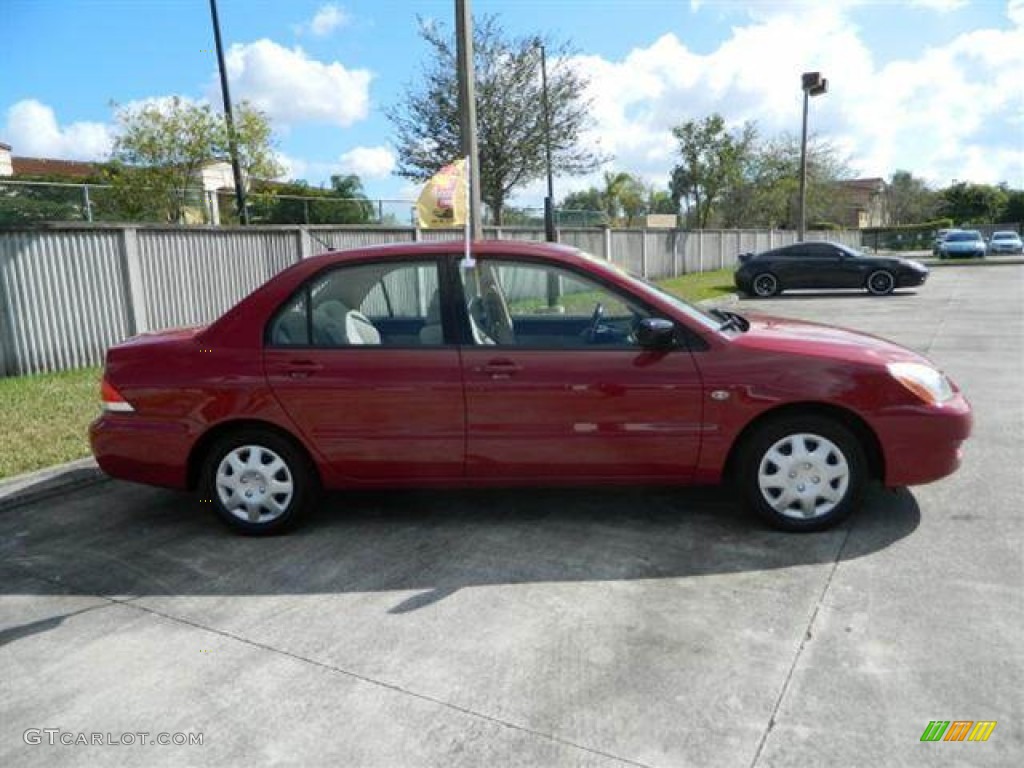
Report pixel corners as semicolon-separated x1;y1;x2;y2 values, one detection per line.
921;258;1024;267
0;458;107;512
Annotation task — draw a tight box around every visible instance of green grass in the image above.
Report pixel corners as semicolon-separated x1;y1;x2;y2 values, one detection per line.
656;269;736;303
0;366;101;480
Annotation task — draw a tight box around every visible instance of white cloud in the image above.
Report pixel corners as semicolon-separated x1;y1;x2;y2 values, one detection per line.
559;3;1024;196
221;39;371;127
3;99;112;159
308;4;349;37
338;145;395;178
1009;0;1024;26
274;152;308;181
909;0;968;11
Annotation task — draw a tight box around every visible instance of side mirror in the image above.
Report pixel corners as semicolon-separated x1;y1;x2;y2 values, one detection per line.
637;318;676;349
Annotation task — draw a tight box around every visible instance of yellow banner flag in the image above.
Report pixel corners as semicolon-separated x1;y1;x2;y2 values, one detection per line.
416;158;468;228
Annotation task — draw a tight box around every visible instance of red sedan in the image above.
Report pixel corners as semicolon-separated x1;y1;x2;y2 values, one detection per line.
90;241;971;534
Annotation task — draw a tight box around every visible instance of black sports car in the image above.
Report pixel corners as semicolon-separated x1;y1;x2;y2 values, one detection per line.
734;241;929;297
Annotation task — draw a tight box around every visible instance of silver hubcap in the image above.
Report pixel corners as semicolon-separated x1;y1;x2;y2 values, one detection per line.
754;275;776;296
216;445;294;524
758;433;849;520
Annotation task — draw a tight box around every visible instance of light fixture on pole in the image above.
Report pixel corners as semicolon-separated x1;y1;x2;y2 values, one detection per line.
798;71;827;242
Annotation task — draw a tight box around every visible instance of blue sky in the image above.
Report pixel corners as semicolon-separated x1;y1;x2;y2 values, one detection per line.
3;0;1022;206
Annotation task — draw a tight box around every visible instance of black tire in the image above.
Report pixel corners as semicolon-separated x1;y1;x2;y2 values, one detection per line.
866;269;895;296
735;415;867;532
752;273;780;298
199;428;316;535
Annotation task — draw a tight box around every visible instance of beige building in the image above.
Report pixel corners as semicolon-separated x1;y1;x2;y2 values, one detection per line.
836;177;888;229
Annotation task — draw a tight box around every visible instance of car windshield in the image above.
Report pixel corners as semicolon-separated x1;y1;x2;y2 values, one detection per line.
992;232;1017;241
947;232;982;242
573;249;722;332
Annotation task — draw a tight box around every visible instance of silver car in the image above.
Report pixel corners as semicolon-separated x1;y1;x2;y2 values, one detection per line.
987;231;1023;255
937;230;986;259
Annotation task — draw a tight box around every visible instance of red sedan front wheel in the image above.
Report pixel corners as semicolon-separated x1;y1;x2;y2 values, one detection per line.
737;415;867;532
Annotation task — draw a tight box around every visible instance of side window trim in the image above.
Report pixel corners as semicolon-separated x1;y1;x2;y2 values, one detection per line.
456;255;672;351
266;256;447;349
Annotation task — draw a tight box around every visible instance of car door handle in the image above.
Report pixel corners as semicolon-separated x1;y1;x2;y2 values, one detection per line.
477;359;522;378
285;360;323;378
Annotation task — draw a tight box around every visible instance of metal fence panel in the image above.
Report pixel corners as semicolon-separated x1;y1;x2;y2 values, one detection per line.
609;230;644;274
644;231;676;278
487;228;545;243
138;229;297;330
419;230;466;243
0;224;866;376
558;229;607;259
314;228;415;251
0;229;131;375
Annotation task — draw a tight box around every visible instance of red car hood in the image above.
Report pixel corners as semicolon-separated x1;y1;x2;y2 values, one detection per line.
731;313;928;367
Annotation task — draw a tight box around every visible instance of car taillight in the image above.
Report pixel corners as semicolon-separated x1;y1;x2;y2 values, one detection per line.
100;377;135;413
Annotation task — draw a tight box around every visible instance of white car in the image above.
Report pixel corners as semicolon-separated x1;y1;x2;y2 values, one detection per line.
987;231;1023;255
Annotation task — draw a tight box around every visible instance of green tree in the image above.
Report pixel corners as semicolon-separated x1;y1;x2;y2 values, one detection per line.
560;187;604;213
249;174;373;225
646;188;677;216
719;132;853;229
887;170;937;225
232;103;284;188
388;15;604;225
0;167;110;225
600;171;647;226
669;114;756;228
938;182;1008;225
559;187;607;226
107;96;281;223
1000;189;1024;223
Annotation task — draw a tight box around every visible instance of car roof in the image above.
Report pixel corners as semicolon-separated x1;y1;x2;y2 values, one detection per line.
763;240;852;254
305;239;588;267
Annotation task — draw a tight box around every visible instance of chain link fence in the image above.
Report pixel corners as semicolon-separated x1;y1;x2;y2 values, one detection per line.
0;180;420;227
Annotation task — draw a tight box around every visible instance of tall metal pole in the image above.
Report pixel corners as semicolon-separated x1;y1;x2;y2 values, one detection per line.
798;87;809;242
455;0;483;239
539;41;556;242
209;0;248;225
797;71;827;242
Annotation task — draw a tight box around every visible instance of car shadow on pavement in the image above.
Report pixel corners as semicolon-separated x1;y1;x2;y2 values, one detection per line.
0;480;920;615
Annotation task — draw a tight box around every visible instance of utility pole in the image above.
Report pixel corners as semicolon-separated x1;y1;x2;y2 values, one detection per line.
798;71;827;241
538;41;556;242
210;0;248;225
455;0;483;238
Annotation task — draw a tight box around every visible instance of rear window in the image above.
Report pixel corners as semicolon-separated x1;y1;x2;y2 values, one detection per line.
947;232;982;242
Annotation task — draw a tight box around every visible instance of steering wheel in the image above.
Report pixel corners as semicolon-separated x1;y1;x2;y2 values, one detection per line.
584;302;605;343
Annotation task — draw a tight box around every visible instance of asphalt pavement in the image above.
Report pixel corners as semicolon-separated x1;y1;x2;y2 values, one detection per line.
1;265;1021;767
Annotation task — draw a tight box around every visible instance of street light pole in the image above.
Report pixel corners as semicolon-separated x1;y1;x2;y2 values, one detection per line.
209;0;248;225
798;71;827;242
537;41;556;242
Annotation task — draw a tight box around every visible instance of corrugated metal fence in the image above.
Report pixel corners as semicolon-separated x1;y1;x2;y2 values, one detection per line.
0;224;861;376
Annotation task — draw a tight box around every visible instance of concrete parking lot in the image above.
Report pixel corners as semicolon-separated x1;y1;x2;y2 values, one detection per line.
2;265;1021;767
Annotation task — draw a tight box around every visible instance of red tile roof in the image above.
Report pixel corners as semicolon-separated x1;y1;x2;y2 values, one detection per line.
11;156;102;180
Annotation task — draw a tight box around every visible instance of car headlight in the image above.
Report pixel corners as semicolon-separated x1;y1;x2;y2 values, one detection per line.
887;362;954;405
